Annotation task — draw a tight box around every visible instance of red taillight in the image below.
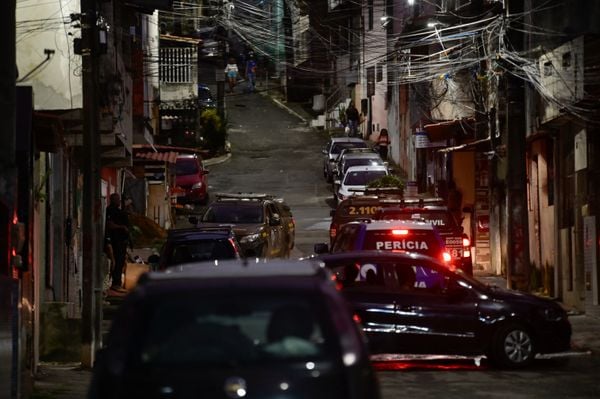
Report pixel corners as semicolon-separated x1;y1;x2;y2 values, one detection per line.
229;238;240;255
330;227;337;238
392;229;409;236
353;314;362;324
462;237;470;247
442;252;452;263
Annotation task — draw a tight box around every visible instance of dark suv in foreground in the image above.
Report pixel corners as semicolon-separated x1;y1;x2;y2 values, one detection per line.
316;251;571;369
191;193;295;258
89;260;380;399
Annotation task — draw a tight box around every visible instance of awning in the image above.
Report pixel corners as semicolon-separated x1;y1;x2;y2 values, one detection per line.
135;150;179;164
422;117;475;142
132;144;206;164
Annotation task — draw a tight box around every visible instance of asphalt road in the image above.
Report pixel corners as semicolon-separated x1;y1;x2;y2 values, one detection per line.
205;90;600;399
202;90;333;257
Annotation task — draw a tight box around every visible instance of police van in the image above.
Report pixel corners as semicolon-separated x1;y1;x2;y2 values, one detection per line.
315;220;452;266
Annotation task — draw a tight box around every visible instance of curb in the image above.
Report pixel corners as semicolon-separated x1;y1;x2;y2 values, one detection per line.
204;152;232;166
258;90;309;124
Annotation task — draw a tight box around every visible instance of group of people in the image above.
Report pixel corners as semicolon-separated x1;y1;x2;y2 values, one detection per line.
224;52;258;94
344;101;391;160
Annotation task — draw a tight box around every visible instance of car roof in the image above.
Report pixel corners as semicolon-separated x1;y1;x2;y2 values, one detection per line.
350;219;435;231
330;137;365;144
342;152;381;160
345;165;388;173
141;259;328;282
176;154;200;161
315;249;444;265
166;227;234;239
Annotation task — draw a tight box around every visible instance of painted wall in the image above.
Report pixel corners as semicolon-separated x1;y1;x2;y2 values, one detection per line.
16;0;82;110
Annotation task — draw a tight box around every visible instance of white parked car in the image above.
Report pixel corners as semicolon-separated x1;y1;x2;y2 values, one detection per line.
334;165;388;204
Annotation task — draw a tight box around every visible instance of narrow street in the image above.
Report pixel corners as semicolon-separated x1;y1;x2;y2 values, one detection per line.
203;90;332;256
198;89;600;399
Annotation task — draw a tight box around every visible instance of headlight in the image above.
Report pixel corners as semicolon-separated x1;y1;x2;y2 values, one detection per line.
240;233;260;244
192;182;203;189
542;307;565;321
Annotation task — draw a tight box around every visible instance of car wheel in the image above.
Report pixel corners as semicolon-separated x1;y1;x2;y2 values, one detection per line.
489;322;535;368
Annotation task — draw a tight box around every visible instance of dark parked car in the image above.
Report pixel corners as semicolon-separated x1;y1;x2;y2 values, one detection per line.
198;84;216;110
191;193;294;258
89;259;380;399
157;227;242;270
315;250;571;368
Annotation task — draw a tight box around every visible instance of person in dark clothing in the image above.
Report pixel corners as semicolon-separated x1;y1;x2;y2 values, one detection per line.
376;128;391;160
105;193;130;292
345;101;360;137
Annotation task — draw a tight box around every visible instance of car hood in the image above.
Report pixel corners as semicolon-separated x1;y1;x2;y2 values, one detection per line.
339;185;366;196
176;174;203;186
121;363;350;399
197;222;261;236
486;285;562;309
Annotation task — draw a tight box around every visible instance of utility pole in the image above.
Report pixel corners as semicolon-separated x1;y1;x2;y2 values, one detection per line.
504;0;530;290
80;0;101;368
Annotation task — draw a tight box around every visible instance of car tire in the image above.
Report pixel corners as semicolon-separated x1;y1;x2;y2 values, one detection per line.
489;322;535;369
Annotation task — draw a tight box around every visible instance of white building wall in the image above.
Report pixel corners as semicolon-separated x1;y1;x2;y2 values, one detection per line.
144;12;160;132
16;0;82;110
360;3;388;139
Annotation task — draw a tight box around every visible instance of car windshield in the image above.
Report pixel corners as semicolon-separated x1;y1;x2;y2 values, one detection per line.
176;159;199;175
166;239;237;265
202;204;264;224
331;142;367;155
136;292;337;367
344;170;386;186
381;210;458;231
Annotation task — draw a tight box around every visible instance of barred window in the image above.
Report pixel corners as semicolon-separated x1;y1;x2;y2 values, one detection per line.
160;47;195;84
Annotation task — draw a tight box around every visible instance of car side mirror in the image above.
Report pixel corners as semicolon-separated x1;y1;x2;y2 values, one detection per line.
334;179;341;186
314;243;329;254
188;216;198;225
270;214;282;226
330;209;336;217
322;149;327;155
202;169;210;175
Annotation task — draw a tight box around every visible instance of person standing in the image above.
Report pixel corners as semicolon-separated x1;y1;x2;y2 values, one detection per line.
105;193;130;292
245;53;257;92
376;128;391;160
224;57;239;93
345;101;360;137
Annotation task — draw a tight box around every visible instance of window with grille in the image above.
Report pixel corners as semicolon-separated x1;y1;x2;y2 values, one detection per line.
160;47;195;84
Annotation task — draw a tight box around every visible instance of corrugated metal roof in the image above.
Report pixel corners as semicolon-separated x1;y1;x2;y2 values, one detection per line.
135;151;179;164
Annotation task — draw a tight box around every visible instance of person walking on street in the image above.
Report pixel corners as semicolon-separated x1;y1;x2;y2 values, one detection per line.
245;53;257;92
105;193;130;292
377;128;391;160
345;101;360;137
224;57;239;93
